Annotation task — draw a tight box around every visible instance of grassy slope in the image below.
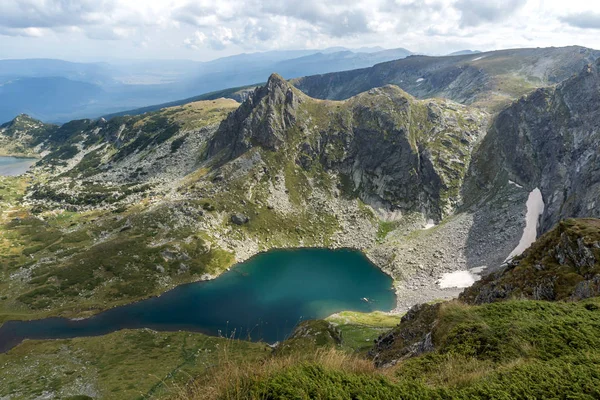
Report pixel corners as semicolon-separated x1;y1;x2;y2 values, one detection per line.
189;297;600;399
0;313;401;399
326;311;401;354
102;85;256;120
0;100;239;322
0;330;269;400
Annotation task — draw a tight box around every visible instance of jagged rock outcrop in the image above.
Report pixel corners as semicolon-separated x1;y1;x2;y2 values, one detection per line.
460;218;600;304
207;73;302;161
467;58;600;233
208;74;487;220
370;302;439;367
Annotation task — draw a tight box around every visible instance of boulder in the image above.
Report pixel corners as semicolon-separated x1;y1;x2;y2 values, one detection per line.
231;213;249;225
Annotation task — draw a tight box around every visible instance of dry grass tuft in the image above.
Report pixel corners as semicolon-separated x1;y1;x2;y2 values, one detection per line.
173;345;376;400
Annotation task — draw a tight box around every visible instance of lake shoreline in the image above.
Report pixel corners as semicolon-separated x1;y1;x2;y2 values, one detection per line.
0;248;396;353
0;155;38;177
0;245;400;325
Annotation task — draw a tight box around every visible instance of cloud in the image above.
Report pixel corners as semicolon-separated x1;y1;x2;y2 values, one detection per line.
260;0;373;37
3;0;600;61
0;0;114;29
184;31;207;50
85;26;131;40
0;0;162;40
454;0;526;28
560;12;600;30
0;27;47;37
172;3;232;28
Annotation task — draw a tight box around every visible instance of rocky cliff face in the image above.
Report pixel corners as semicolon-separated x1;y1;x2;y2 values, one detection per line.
207;74;302;160
467;58;600;233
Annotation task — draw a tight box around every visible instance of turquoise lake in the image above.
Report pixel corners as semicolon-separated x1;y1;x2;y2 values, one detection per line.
0;156;37;176
0;248;396;352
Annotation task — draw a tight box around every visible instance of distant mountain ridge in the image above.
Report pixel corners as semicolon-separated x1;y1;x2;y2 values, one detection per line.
0;47;413;124
446;50;481;56
292;46;600;112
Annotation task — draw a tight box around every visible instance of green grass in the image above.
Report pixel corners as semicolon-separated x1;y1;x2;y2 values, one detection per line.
185;297;600;400
326;311;401;354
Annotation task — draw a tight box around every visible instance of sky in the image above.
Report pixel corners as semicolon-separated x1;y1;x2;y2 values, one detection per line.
1;0;600;62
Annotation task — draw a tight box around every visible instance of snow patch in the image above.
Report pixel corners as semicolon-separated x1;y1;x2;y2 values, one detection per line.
424;219;436;229
438;270;480;289
506;188;544;260
471;56;485;61
508;180;523;188
416;77;424;82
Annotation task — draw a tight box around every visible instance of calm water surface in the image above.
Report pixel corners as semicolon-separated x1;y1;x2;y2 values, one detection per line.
0;156;37;176
0;248;396;352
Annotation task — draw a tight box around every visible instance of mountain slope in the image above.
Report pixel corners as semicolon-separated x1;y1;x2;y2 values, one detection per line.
0;114;56;156
465;57;600;236
460;218;600;304
208;74;487;221
292;46;600;112
2;53;600;324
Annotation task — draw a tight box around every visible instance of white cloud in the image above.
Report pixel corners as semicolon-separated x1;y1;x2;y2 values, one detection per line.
183;31;207;50
0;0;600;60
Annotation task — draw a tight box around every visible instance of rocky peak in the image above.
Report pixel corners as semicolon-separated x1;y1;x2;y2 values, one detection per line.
2;114;40;130
207;73;303;161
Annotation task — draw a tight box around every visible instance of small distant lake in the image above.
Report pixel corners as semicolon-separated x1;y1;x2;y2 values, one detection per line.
0;156;37;176
0;248;396;352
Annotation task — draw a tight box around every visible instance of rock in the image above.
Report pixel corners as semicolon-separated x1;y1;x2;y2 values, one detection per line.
212;173;224;182
231;213;249;225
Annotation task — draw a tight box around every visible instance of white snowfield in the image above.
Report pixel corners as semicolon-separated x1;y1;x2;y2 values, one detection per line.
416;77;424;82
438;269;482;289
506;188;545;260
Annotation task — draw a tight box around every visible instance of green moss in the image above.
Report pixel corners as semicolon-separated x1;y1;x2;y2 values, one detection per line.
377;220;397;241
